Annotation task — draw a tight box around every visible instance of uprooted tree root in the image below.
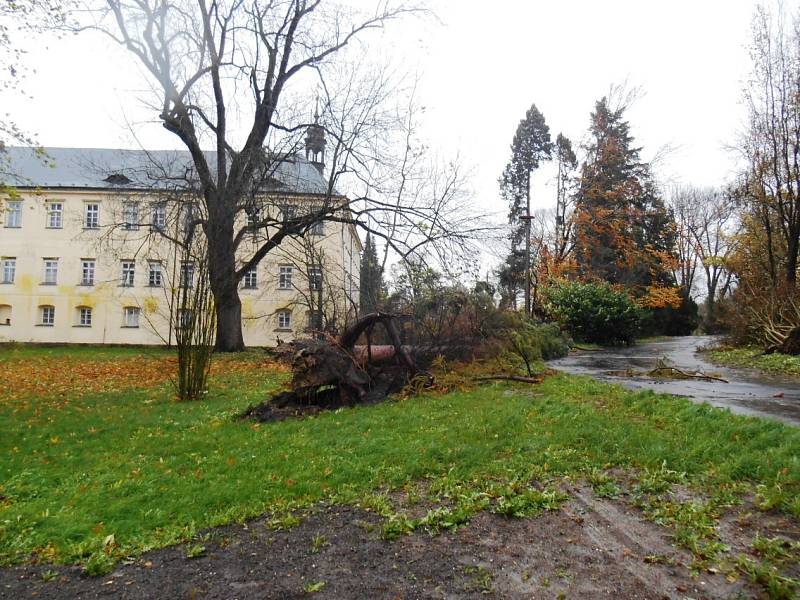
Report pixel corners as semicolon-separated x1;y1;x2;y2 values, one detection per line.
242;312;427;423
241;312;555;423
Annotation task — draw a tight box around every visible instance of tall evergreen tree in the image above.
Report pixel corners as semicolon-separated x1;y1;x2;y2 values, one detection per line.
498;104;553;314
359;233;384;315
573;97;676;290
554;133;578;261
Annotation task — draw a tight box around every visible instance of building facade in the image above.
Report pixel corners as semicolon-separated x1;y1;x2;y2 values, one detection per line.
0;147;360;346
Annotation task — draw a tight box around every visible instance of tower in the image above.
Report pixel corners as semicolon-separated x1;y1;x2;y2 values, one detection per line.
305;106;326;173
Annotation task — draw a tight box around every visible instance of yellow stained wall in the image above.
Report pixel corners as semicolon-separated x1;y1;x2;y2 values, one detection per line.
0;189;360;346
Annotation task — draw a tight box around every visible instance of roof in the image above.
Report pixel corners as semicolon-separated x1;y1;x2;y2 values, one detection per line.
2;146;332;195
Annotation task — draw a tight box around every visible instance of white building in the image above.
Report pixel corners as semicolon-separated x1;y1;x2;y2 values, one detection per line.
0;146;360;346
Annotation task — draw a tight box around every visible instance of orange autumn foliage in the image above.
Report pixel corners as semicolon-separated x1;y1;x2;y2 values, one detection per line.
638;285;682;310
0;353;287;403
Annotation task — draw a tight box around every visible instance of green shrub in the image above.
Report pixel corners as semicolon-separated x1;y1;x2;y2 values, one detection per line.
544;280;640;345
640;295;699;337
506;321;570;375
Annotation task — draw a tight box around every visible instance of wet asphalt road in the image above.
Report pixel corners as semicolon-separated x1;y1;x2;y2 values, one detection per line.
549;336;800;426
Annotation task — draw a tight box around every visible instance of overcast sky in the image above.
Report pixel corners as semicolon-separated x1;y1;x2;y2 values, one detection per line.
3;0;762;249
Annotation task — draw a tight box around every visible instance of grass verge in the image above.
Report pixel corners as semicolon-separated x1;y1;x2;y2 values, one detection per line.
1;346;799;596
706;346;800;378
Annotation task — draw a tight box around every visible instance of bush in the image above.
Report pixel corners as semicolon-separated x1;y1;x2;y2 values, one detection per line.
640;295;699;337
506;321;570;376
544;280;640;345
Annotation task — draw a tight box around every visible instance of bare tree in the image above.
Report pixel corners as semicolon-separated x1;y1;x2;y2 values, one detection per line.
553;133;577;262
669;185;738;328
80;0;490;351
173;238;216;400
741;3;800;289
669;185;701;296
274;233;358;337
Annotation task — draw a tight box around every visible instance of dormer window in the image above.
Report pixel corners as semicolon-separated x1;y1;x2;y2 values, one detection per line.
104;173;131;185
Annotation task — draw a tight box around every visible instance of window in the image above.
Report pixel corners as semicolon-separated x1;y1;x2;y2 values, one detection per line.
4;201;21;228
307;310;322;331
42;258;58;285
278;265;293;290
177;308;192;329
148;261;162;287
123;306;140;328
121;261;135;286
280;204;296;222
2;258;15;284
80;259;95;286
180;262;194;288
76;306;92;327
310;220;325;236
151;202;167;231
246;207;260;228
277;309;291;329
182;203;195;232
309;265;322;291
310;206;324;235
123;202;139;230
40;305;55;326
46;202;63;228
0;304;10;326
243;266;257;288
84;203;100;229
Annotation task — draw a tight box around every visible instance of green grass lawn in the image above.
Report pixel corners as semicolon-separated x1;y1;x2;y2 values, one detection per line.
1;345;799;591
707;346;800;378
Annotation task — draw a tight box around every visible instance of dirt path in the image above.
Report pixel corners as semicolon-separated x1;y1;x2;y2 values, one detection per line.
1;484;772;599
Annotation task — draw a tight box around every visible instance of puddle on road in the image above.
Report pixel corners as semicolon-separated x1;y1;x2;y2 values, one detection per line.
549;335;800;426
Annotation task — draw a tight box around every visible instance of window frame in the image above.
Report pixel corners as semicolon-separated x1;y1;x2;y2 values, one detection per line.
123;306;140;328
151;202;167;231
122;202;140;231
84;203;100;229
1;257;16;284
307;310;323;331
76;306;92;327
277;309;291;329
309;265;323;291
121;260;136;287
278;265;293;290
310;220;325;236
40;305;55;326
42;258;58;285
80;259;95;286
176;308;192;329
180;261;195;288
46;202;63;229
4;201;22;228
246;206;261;228
147;261;163;287
0;304;11;326
243;266;258;289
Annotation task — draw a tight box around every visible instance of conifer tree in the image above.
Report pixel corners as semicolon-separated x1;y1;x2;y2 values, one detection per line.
498;104;553;314
573;97;676;291
359;233;384;315
554;133;578;261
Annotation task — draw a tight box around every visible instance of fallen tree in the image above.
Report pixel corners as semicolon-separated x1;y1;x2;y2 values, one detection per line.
243;312;426;422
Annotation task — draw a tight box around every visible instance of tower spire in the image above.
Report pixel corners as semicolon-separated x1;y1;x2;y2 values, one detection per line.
305;97;326;174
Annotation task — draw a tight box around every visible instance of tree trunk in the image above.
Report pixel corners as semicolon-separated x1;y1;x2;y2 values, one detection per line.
524;173;531;317
786;234;798;288
214;285;245;352
207;201;246;352
705;275;718;331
